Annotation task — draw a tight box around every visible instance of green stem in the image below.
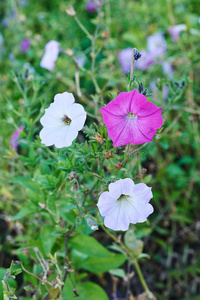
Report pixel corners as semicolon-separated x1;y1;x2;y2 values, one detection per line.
74;16;92;39
134;260;153;299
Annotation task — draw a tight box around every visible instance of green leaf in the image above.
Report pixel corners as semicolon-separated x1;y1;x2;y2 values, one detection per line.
69;235;112;257
41;225;57;255
70;235;126;273
78;255;126;273
109;268;126;278
76;282;109;300
11;204;38;221
0;268;17;300
124;229;143;257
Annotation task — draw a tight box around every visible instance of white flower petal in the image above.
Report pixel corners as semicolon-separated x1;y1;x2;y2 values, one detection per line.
97;191;116;216
104;200;130;231
108;180;123;198
132;183;153;203
120;178;135;195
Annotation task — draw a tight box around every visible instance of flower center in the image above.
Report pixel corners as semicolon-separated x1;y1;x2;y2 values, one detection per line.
62;115;72;125
126;112;137;119
118;194;129;201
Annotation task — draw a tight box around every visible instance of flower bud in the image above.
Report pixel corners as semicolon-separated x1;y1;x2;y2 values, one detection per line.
115;162;122;170
105;151;112;159
68;171;76;181
65;49;74;56
66;6;76;17
95;133;104;144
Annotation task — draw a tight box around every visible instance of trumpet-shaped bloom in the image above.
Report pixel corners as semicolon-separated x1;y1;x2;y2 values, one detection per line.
97;178;153;231
39;92;87;148
100;90;163;147
40;40;60;71
168;24;187;42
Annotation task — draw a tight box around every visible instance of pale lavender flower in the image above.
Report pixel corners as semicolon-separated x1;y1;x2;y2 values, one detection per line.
40;40;60;71
86;0;104;12
147;33;167;58
168;24;187;42
39;92;87;148
118;48;132;73
162;61;173;79
20;38;30;52
10;126;23;151
135;50;154;70
97;178;153;231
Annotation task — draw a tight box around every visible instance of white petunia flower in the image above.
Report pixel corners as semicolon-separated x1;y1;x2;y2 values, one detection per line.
39;91;87;148
97;178;154;231
40;40;60;71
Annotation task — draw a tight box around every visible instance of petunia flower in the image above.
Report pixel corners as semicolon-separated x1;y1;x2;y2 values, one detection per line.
20;38;30;52
86;0;104;12
97;178;153;231
168;24;187;42
100;90;163;147
40;40;60;71
39;91;87;148
147;33;167;58
10;126;23;151
135;50;154;70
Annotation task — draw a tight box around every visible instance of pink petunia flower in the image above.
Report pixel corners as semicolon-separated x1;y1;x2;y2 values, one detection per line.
100;90;163;147
40;40;60;71
168;24;187;42
97;178;153;231
10;126;23;151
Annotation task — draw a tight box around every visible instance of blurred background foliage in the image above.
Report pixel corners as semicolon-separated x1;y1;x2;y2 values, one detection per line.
0;0;200;299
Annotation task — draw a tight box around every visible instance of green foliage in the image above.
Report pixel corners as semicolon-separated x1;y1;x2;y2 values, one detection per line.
0;0;199;299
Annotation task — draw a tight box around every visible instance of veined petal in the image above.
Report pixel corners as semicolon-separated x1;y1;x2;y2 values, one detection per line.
108;117;151;147
97;191;117;216
108;180;123;198
104;200;130;231
137;106;163;139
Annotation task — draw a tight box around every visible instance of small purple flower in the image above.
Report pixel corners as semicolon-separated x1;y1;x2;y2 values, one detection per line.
135;50;154;70
10;126;23;151
20;38;30;52
118;48;132;74
147;33;167;58
168;24;187;42
97;178;154;231
40;40;60;71
86;0;104;12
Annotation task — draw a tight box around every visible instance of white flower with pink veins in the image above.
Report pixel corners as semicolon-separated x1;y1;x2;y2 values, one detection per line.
97;178;154;231
39;92;87;148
